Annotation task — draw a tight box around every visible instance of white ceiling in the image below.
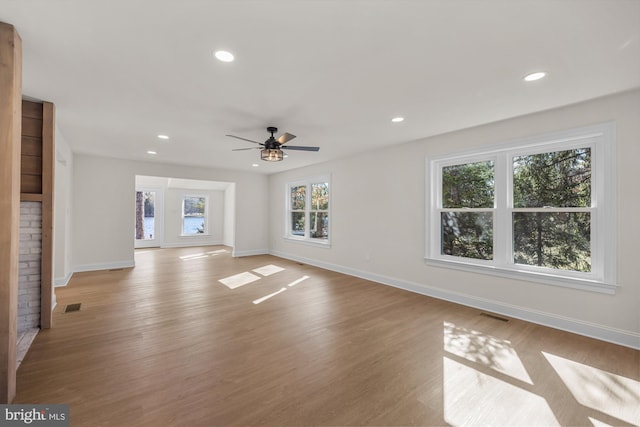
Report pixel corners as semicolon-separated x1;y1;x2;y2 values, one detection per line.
2;1;639;174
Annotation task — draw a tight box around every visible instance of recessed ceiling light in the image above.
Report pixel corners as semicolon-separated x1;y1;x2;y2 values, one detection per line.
157;134;169;140
214;50;234;62
251;163;259;167
147;150;157;155
391;117;405;123
524;71;546;82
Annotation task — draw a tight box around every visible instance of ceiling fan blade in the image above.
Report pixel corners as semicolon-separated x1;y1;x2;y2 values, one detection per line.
276;132;296;144
232;147;259;151
281;145;320;152
226;134;263;145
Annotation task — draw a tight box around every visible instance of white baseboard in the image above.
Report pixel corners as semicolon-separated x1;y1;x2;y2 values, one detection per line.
270;250;640;350
54;272;73;287
74;260;135;273
233;248;269;257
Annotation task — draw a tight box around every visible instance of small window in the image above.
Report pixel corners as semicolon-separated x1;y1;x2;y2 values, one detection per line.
182;196;206;235
286;177;330;244
310;182;329;240
290;185;306;237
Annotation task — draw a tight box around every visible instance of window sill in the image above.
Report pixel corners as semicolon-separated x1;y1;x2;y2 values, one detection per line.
284;236;331;248
424;257;616;295
180;234;212;238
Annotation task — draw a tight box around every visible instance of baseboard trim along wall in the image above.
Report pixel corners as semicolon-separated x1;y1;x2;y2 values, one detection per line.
73;260;135;274
233;249;269;257
160;240;224;249
54;272;73;287
270;250;640;350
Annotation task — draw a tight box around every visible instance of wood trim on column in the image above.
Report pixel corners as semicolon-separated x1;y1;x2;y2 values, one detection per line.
41;102;55;329
0;21;22;404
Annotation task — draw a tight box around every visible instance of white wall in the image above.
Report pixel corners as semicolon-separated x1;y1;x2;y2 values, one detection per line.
268;89;640;348
53;128;73;287
224;183;236;247
72;155;269;271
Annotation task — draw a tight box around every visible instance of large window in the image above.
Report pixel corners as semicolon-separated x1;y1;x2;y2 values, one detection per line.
426;124;615;293
182;195;207;235
286;177;330;244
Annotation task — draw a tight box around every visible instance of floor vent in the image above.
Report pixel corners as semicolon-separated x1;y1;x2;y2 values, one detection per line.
64;303;82;313
109;268;124;271
480;312;509;322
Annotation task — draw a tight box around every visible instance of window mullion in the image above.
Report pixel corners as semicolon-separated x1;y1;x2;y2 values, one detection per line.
306;183;311;239
494;153;510;267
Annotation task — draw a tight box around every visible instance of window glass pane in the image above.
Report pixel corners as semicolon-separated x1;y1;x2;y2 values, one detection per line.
310;212;329;240
183;196;205;235
441;212;493;260
291;185;306;210
513;212;590;272
311;183;329;210
135;191;155;240
513;148;591;208
442;161;494;208
291;212;305;236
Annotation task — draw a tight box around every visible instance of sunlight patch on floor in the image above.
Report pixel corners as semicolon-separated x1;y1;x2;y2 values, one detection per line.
180;254;211;260
443;357;559;427
219;272;261;289
543;352;640;425
209;249;229;254
251;276;311;304
179;249;229;261
287;275;310;287
588;417;616;427
444;321;533;384
253;287;287;304
252;264;285;276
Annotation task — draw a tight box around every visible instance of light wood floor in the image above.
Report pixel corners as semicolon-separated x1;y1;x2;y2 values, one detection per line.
15;247;640;426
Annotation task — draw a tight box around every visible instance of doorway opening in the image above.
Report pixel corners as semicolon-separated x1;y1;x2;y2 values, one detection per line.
134;175;235;250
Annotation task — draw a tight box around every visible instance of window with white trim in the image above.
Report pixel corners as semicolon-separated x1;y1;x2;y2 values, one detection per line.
286;177;330;244
426;123;616;293
182;195;207;235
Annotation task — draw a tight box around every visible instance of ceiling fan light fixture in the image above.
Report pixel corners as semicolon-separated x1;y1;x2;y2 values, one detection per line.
261;148;284;162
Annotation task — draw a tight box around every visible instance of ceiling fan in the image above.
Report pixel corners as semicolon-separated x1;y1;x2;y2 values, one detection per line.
226;126;320;162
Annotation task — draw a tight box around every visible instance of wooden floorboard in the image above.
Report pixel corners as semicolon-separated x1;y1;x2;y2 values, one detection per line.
15;246;640;426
